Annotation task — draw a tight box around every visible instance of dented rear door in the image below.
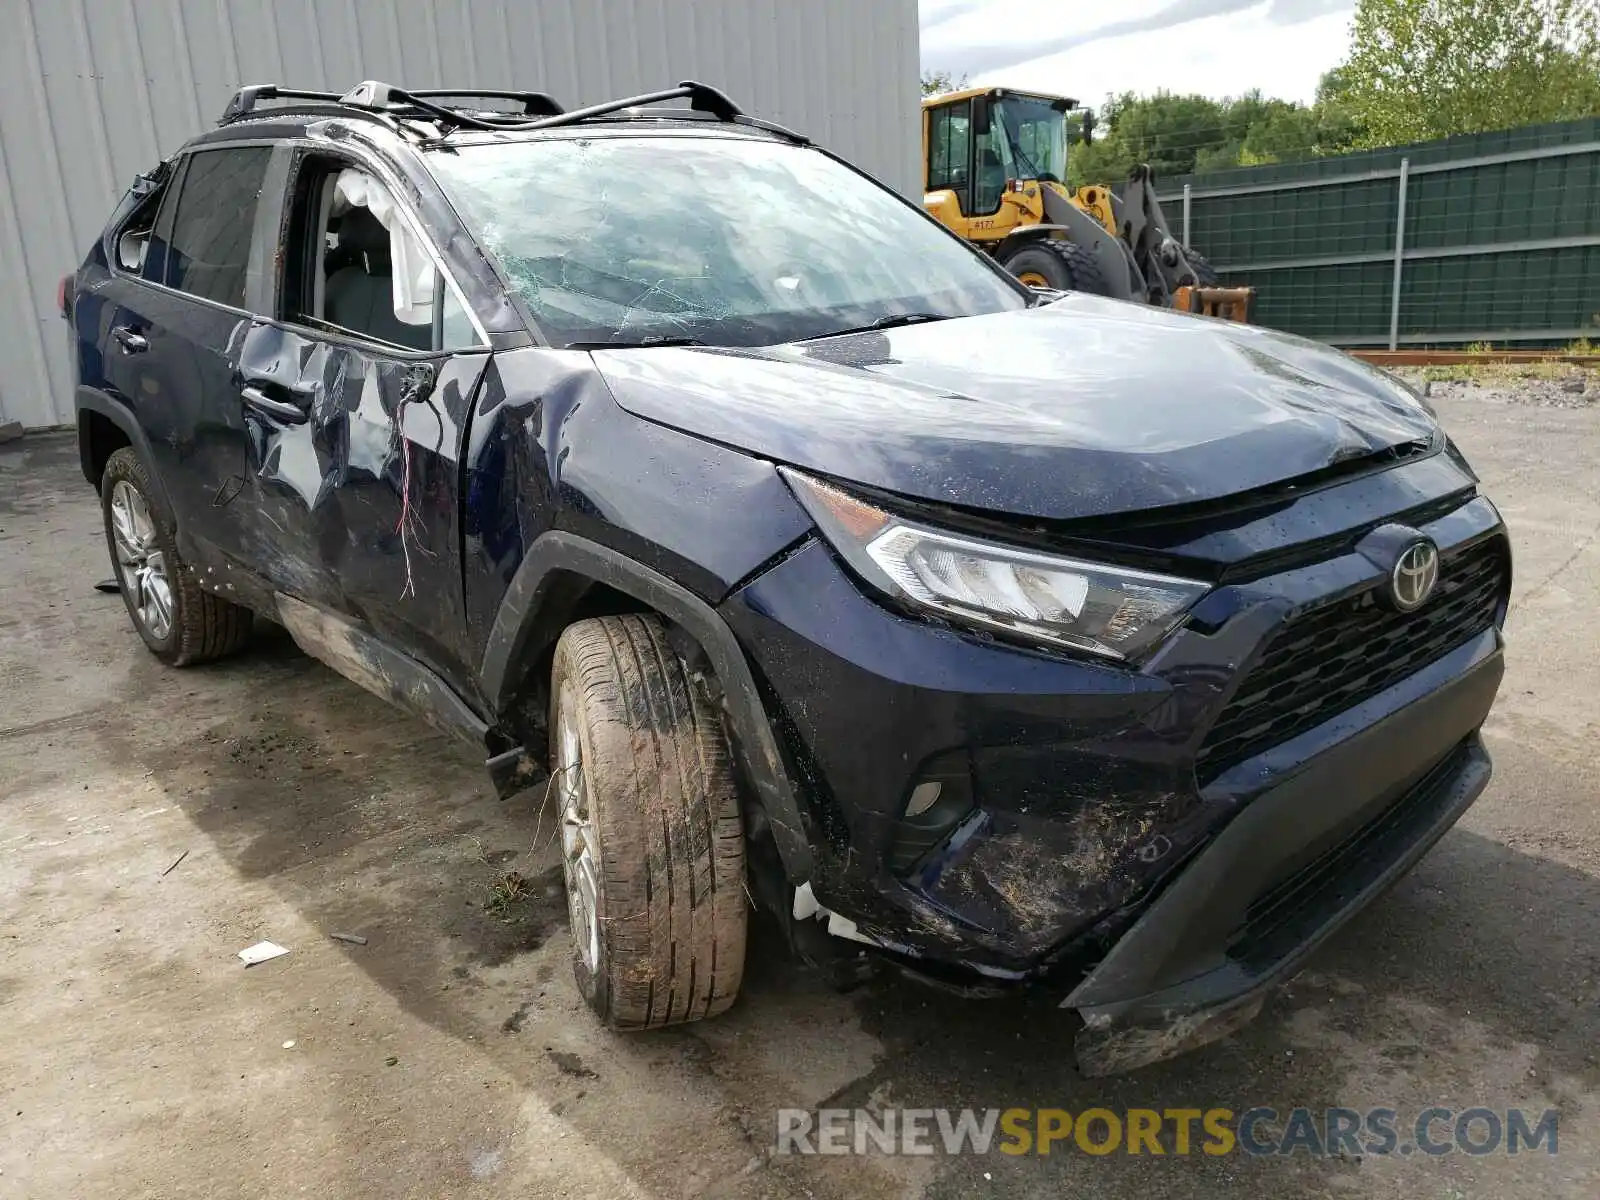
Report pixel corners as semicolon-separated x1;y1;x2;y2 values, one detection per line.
231;322;490;696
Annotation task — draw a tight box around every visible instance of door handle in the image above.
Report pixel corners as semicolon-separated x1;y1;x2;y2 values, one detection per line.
112;326;148;354
240;384;309;425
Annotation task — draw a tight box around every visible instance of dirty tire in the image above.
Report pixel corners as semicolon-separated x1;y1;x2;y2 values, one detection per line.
549;614;746;1029
100;447;252;666
1181;246;1222;287
1002;240;1112;296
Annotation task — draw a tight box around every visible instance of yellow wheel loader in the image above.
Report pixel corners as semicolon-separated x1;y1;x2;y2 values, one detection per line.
921;87;1253;321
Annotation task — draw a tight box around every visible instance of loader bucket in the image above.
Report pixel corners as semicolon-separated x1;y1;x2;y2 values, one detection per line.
1174;285;1254;323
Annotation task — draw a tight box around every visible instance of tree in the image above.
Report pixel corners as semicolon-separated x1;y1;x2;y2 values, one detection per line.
1067;91;1227;185
1341;0;1600;145
1311;67;1368;154
921;70;968;97
1065;90;1342;185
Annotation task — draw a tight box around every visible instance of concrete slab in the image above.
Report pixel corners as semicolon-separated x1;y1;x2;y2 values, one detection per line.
2;385;1597;1197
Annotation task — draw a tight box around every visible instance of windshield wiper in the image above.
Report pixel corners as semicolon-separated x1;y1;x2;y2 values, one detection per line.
799;312;950;341
566;335;707;349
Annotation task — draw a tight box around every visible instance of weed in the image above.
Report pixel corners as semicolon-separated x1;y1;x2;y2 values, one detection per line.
1416;357;1592;386
1419;364;1479;383
484;870;534;919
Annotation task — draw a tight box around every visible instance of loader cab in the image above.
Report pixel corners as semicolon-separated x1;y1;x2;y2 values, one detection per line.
922;87;1074;242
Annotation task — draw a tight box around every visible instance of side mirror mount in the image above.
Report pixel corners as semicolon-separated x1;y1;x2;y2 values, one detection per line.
128;159;172;199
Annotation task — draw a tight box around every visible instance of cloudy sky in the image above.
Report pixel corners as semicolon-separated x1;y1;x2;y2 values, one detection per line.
919;0;1358;106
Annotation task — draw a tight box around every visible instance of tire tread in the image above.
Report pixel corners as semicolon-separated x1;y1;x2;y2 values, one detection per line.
1002;239;1113;297
551;614;745;1030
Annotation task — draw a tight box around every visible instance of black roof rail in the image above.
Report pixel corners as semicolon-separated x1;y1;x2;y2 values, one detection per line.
216;78;805;145
408;88;563;117
219;82;564;128
515;80;742;130
504;80;807;143
339;81;564;122
333;78;747;134
219;85;344;124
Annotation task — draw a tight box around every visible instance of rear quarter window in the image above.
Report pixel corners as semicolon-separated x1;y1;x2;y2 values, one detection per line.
163;147;272;308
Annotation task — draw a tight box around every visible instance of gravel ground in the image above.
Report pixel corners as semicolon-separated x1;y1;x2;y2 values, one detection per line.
1;372;1597;1199
1414;366;1598;410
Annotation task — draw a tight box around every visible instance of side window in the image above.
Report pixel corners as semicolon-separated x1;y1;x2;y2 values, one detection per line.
164;147;271;307
280;154;473;352
926;102;972;197
103;159;185;284
141;159;187;285
439;287;476;350
106;169;173;280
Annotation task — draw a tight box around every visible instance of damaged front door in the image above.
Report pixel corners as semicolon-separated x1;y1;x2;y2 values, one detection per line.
233;150;493;697
232;324;489;695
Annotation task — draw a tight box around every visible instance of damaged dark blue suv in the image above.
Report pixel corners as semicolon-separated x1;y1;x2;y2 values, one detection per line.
65;80;1508;1074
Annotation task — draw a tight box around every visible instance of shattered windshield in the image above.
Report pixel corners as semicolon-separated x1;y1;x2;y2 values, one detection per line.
428;133;1028;347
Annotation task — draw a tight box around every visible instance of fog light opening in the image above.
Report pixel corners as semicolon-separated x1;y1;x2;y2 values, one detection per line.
888;753;976;876
905;781;943;817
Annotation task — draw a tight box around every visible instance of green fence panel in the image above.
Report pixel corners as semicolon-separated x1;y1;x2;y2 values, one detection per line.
1161;117;1600;346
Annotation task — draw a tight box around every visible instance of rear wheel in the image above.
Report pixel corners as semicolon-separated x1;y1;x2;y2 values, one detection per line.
549;614;747;1028
1002;240;1112;296
100;448;252;665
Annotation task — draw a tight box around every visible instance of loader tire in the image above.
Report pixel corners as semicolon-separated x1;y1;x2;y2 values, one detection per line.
1002;241;1112;297
1181;246;1221;287
100;447;252;666
548;614;747;1029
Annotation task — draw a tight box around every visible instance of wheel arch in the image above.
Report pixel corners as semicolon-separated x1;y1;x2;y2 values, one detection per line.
481;531;814;883
76;387;176;521
501;573;652;726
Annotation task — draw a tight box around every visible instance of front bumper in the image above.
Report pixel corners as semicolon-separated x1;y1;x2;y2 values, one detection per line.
719;495;1506;1064
1070;705;1495;1074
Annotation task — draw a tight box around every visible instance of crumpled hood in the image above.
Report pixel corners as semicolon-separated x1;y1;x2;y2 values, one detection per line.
591;294;1437;521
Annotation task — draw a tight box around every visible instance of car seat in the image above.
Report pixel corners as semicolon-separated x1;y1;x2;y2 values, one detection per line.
324;207;431;350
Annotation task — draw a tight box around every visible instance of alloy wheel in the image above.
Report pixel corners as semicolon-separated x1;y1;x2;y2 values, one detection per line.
557;689;601;974
109;480;174;642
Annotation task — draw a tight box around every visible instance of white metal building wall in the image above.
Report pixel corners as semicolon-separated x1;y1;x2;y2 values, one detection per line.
0;0;920;429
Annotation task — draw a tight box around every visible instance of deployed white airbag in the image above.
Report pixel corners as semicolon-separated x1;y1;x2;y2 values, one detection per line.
333;169;436;326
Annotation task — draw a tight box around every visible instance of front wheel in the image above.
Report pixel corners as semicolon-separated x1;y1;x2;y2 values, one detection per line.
549;614;747;1028
1002;240;1113;296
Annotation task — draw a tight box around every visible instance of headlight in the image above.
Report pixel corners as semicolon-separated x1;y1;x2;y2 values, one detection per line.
781;469;1209;661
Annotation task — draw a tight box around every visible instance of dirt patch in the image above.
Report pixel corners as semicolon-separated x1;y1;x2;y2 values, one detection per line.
470;864;568;967
935;799;1175;941
547;1049;599;1079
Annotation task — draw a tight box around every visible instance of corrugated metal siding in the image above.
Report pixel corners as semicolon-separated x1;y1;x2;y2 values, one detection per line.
1166;118;1600;346
0;0;920;429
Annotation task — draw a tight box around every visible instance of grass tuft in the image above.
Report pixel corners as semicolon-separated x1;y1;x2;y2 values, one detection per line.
484;870;534;919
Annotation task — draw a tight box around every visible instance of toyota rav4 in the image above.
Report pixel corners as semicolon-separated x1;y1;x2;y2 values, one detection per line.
63;80;1508;1074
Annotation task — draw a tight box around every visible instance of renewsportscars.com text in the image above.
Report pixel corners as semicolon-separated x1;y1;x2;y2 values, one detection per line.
775;1106;1559;1158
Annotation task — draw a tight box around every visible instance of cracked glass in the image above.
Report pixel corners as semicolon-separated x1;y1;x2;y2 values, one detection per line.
428;133;1028;347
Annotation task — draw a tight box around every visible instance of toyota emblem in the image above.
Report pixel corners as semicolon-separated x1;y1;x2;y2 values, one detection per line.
1390;540;1440;611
